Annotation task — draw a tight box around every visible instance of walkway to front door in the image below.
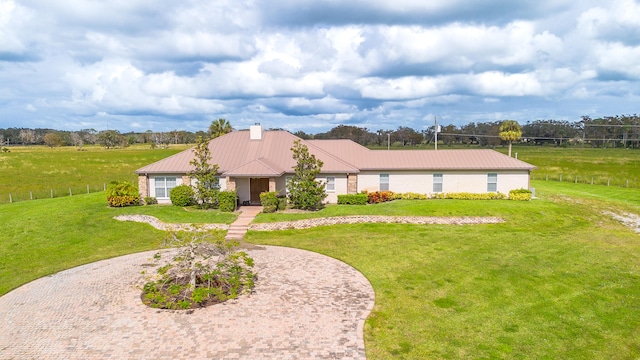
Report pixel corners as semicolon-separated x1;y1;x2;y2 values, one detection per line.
225;205;263;240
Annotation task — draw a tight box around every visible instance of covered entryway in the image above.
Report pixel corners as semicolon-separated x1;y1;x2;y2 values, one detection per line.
250;178;270;204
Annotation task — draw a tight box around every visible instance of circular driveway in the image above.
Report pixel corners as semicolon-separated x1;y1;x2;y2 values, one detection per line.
0;246;374;359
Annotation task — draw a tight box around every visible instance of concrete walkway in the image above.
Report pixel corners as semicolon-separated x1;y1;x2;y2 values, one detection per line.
0;246;375;359
225;206;263;240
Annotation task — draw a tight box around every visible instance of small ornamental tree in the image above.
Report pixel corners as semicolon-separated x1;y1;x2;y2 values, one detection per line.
499;120;522;157
189;136;220;208
287;139;327;210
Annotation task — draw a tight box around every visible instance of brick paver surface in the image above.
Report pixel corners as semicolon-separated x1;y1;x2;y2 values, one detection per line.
0;246;375;359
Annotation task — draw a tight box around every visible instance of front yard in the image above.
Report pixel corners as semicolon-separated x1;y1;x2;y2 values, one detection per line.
247;181;640;359
1;181;639;359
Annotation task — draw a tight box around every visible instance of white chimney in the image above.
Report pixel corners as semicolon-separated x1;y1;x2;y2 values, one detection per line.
250;123;263;140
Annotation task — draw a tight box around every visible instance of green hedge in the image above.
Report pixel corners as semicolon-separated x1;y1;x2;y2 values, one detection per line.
218;190;237;212
260;191;279;213
509;189;532;201
337;194;368;205
431;192;506;200
170;185;195;207
393;192;428;200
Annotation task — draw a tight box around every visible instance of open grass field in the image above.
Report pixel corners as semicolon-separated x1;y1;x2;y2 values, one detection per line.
509;146;640;188
1;145;639;358
0;144;190;203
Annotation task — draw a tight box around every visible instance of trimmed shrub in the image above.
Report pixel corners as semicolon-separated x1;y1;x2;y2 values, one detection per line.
218;191;237;212
170;185;195;206
431;192;506;200
509;189;532;201
277;195;287;210
338;194;368;205
367;191;395;204
144;196;158;205
106;180;140;207
394;192;428;200
260;191;279;213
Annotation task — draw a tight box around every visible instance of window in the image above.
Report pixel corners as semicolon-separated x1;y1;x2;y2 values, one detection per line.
285;176;292;195
209;176;221;190
380;174;389;191
433;173;443;193
155;176;177;198
326;176;335;191
487;173;497;192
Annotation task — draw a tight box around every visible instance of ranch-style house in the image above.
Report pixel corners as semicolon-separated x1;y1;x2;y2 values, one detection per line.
135;124;536;204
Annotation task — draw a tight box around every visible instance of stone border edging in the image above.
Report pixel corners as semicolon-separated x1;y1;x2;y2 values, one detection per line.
113;214;229;231
114;214;504;233
249;215;504;231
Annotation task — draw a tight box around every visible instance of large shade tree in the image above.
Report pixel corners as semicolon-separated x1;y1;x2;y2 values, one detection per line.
499;120;522;157
208;118;232;139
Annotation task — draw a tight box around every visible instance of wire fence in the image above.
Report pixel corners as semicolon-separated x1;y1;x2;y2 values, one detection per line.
531;173;638;189
2;184;108;204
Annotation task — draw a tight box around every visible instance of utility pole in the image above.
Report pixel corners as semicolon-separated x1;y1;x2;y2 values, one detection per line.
387;133;390;150
434;116;438;150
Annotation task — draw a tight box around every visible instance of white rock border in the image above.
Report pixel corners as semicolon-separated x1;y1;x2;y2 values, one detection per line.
113;214;229;231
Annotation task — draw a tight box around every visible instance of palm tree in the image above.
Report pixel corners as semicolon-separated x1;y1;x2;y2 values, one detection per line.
208;118;232;139
499;120;522;157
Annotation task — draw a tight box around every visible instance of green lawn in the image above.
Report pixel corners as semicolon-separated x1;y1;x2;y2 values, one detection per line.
0;144;190;203
247;183;640;359
0;192;235;295
1;145;639;358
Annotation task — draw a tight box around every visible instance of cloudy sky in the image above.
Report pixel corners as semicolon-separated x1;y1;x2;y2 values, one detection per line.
1;1;639;133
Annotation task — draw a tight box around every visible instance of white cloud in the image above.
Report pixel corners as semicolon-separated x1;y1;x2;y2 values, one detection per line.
0;1;639;133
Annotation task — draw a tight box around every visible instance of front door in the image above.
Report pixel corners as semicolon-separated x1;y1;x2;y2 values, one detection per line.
250;178;270;204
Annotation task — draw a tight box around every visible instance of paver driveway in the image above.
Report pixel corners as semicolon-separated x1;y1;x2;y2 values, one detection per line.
0;246;375;359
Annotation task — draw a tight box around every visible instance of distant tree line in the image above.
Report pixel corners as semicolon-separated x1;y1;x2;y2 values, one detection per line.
0;128;209;149
292;114;640;149
2;114;639;149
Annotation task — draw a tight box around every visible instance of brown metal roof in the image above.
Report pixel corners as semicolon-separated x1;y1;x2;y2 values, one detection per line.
307;140;536;171
135;130;360;176
136;130;536;176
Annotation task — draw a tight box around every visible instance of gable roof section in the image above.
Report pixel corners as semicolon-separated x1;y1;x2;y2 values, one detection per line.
135;130;360;176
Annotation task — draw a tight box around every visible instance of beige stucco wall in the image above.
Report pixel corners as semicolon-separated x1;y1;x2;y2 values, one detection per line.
149;174;184;204
235;178;250;204
317;174;348;204
357;170;530;196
